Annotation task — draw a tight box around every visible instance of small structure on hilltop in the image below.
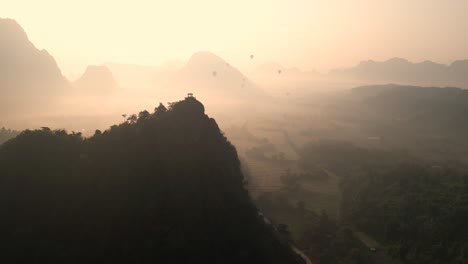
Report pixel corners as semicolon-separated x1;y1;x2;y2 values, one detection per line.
171;93;204;115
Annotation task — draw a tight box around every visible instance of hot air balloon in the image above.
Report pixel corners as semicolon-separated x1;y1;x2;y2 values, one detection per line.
278;70;282;74
212;71;217;77
250;54;254;59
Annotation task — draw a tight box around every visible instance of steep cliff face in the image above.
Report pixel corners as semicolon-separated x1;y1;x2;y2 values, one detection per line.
0;18;68;115
0;97;301;263
0;18;67;92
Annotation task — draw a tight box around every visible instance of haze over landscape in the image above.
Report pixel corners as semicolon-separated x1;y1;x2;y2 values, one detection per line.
1;1;468;263
4;0;468;75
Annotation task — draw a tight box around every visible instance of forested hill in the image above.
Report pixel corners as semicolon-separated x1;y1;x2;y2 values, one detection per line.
351;84;468;137
0;97;301;263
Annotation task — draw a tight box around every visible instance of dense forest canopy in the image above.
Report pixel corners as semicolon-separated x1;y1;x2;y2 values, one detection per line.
0;97;302;263
297;141;468;264
0;127;19;145
341;162;468;264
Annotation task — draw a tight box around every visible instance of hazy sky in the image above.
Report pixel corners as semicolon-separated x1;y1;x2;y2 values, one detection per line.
3;0;468;75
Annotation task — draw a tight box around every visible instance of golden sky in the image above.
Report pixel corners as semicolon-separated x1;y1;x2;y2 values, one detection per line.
3;0;468;75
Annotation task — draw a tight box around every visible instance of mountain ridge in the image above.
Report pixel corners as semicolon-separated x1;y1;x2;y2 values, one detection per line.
0;17;67;91
330;57;468;88
0;18;69;116
174;51;266;99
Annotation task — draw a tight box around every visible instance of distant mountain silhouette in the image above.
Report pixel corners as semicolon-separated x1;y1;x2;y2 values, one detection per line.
330;57;468;89
0;97;301;263
0;18;67;93
73;65;119;94
0;18;68;115
170;51;267;99
106;52;267;100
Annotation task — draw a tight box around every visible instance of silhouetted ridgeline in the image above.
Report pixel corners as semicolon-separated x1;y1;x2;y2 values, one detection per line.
0;97;302;263
331;58;468;89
